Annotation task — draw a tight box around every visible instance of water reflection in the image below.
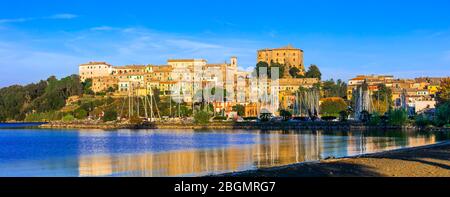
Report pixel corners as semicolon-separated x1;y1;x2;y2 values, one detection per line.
76;130;438;177
0;128;444;176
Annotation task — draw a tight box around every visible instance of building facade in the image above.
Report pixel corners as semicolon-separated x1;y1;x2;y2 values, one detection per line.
257;44;305;75
79;62;113;82
78;46;320;117
347;75;447;114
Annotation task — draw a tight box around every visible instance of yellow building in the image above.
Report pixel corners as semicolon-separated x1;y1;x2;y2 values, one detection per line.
257;44;305;75
244;103;259;117
427;85;440;95
278;78;319;109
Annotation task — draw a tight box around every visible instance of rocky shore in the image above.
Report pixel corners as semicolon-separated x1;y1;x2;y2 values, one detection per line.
218;142;450;177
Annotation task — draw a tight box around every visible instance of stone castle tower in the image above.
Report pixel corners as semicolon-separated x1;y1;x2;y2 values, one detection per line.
230;56;237;68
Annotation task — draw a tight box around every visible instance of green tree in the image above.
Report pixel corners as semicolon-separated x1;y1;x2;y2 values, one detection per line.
194;110;210;124
322;79;348;98
0;75;83;121
253;61;270;78
388;109;408;126
305;64;321;79
62;114;75;122
368;112;382;126
232;104;245;116
270;61;285;78
103;109;118;122
415;114;433;127
253;61;287;78
279;109;292;121
435;102;450;126
32;75;82;113
82;78;94;95
74;108;88;119
320;98;347;117
0;85;28;120
179;104;193;117
289;67;301;78
436;78;450;105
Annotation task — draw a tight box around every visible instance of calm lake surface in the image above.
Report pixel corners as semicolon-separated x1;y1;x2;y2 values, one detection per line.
0;123;449;177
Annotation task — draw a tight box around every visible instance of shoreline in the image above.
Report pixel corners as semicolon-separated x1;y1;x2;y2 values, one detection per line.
217;141;450;177
36;121;450;131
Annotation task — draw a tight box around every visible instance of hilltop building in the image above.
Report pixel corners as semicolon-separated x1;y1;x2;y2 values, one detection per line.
79;62;113;82
257;45;305;75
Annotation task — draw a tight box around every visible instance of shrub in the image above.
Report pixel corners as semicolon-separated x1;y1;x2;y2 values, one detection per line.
194;111;210;124
414;114;433;127
368;112;381;126
388;109;408;126
232;105;245;116
24;111;63;122
79;102;94;112
103;109;118;122
74;108;88;119
380;115;389;125
62;114;75;122
320;98;347;117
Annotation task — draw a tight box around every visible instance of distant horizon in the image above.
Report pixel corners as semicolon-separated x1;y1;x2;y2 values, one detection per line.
1;0;450;87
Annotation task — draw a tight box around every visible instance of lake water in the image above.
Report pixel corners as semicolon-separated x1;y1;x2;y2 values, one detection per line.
0;123;449;177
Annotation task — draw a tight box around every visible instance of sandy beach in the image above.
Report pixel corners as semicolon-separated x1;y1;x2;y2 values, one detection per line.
222;142;450;177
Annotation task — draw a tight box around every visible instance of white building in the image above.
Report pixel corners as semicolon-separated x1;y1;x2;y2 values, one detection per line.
79;62;113;82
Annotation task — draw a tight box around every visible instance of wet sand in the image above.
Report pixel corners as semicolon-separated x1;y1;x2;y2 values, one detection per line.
222;142;450;177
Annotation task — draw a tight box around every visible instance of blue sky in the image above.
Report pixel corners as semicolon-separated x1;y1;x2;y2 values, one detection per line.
1;0;450;87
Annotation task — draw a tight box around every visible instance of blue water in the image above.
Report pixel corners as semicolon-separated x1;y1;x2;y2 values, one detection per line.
0;130;256;162
0;124;449;177
0;122;46;128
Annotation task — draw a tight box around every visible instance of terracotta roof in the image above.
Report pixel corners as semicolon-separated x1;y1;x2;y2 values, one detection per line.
258;44;303;52
113;65;146;69
350;77;365;80
79;62;112;66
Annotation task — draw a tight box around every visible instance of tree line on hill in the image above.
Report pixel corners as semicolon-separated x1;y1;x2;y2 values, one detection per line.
0;75;86;122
